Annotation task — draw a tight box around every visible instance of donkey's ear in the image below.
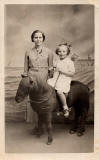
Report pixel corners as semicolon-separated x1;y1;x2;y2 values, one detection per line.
30;79;33;84
21;74;24;78
21;74;28;78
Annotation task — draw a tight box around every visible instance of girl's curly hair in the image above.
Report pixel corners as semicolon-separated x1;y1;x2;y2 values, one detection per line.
55;43;72;55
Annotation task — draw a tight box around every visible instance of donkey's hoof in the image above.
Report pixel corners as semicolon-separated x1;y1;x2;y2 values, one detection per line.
77;128;85;136
36;131;44;138
47;137;53;145
77;132;84;136
36;134;41;138
69;129;76;134
47;141;52;145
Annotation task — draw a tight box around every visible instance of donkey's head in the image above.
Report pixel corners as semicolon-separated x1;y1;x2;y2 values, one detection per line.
15;75;53;103
15;76;30;103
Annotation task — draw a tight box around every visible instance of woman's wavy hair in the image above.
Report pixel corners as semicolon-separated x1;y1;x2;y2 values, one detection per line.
55;43;72;55
31;30;45;42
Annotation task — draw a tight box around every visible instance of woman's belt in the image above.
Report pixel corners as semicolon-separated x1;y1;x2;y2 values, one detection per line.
29;67;48;72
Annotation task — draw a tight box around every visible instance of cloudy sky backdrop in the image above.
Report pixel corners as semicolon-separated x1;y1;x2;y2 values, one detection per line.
5;4;94;67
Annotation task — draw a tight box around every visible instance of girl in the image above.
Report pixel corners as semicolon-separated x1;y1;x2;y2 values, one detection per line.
47;43;75;117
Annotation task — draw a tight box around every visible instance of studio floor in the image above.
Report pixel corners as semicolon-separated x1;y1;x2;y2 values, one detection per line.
5;122;94;153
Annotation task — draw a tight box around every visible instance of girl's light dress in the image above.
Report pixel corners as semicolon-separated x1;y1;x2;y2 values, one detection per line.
47;57;75;93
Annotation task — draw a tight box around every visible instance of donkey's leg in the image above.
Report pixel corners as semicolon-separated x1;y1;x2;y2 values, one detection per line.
69;107;79;134
36;114;44;137
31;113;39;135
77;116;85;136
45;112;53;145
77;107;87;136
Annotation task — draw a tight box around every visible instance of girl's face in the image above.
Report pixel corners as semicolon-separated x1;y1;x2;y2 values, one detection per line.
33;32;43;46
57;45;68;60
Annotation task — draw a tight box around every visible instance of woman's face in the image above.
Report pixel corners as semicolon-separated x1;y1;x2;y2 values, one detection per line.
58;45;68;60
33;32;43;46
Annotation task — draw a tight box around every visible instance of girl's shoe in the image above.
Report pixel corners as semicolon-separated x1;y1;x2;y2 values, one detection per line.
63;109;69;118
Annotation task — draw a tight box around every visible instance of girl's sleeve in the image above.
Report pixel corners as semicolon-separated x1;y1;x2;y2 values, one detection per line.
22;51;29;76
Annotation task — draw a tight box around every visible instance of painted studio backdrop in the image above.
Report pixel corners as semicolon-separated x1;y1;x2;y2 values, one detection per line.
5;4;94;122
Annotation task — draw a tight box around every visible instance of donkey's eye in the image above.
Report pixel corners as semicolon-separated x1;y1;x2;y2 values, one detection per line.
30;80;33;84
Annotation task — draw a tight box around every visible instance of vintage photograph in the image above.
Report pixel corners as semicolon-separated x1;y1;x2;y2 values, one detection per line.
5;4;94;153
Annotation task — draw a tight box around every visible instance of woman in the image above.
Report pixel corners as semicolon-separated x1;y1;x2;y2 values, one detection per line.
22;30;53;82
22;30;54;123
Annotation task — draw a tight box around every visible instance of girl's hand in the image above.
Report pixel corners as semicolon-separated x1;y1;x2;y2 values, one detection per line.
58;70;73;77
59;70;62;74
59;70;66;75
55;67;59;72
